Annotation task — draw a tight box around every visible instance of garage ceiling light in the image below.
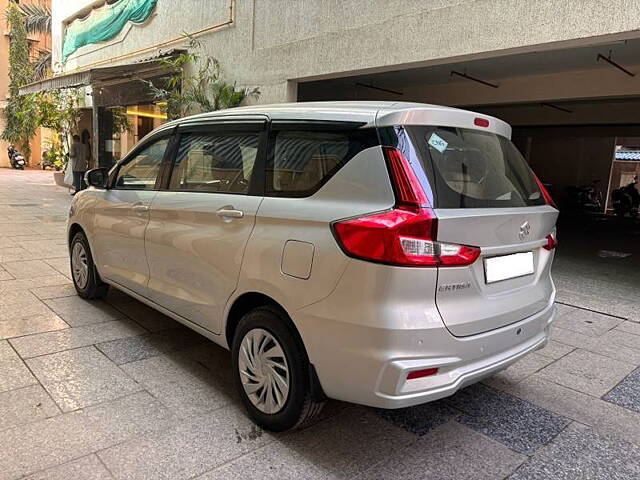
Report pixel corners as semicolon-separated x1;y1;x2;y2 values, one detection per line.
597;52;635;77
355;83;403;96
540;102;572;114
450;70;499;89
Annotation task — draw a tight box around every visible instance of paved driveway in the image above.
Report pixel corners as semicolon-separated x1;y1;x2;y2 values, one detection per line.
1;168;639;480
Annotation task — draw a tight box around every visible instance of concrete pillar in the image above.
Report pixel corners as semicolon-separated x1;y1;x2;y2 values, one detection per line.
253;80;298;105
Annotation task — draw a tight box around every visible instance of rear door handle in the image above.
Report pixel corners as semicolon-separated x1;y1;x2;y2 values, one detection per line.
216;207;244;219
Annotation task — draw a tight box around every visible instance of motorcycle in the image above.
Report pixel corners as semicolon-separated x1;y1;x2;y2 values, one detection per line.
10;151;26;170
612;182;640;218
565;180;603;213
41;150;58;170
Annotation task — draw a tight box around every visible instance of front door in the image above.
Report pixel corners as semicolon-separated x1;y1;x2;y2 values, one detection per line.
92;136;171;295
145;125;265;334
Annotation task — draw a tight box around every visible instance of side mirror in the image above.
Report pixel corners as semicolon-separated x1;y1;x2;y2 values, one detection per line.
85;168;109;189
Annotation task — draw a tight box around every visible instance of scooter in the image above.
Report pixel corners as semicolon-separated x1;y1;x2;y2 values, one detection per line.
612;184;639;218
41;151;57;170
10;151;26;170
565;180;603;213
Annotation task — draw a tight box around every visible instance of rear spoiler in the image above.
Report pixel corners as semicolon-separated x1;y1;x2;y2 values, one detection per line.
374;107;512;139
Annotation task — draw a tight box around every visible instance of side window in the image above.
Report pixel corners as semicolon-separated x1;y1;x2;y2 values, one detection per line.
267;127;378;197
115;138;169;190
169;132;259;194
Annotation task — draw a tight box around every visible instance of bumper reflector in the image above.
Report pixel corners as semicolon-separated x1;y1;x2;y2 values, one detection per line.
407;368;439;380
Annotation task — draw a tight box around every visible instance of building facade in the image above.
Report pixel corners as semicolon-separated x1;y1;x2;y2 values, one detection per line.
0;0;51;168
33;0;640;209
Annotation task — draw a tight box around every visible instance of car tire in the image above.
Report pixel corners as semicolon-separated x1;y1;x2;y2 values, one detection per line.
70;231;109;299
232;305;325;432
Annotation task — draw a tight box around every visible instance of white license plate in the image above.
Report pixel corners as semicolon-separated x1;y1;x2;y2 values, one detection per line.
484;252;534;284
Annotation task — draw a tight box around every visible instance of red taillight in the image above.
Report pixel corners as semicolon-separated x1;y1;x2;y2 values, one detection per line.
407;368;439;380
474;117;490;128
543;233;558;251
333;208;439;266
534;175;557;208
383;147;429;207
332;148;481;267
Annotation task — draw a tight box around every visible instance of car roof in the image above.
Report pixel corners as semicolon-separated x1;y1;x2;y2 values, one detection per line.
157;101;512;139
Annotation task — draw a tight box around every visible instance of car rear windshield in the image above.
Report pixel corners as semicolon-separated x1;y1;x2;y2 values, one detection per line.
404;126;545;208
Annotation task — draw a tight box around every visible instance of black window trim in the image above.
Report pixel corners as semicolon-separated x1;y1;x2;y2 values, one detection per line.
176;120;268;134
107;119;379;197
109;129;176;191
270;120;368;131
160;121;269;197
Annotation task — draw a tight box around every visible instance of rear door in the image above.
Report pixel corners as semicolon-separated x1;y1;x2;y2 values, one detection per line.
144;119;267;334
405;125;558;337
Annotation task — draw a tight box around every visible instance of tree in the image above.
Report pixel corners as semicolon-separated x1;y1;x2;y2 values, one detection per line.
19;1;52;80
111;108;133;136
20;1;51;34
2;2;37;159
144;37;260;120
34;89;132;169
35;89;83;157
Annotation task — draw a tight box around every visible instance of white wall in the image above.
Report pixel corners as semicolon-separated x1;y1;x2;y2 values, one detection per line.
52;0;231;73
52;0;640;103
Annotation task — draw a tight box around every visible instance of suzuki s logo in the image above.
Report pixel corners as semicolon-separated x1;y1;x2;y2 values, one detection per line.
519;221;531;241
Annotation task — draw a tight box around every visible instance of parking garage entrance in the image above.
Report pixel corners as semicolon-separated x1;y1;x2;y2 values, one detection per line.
298;38;640;220
297;38;640;320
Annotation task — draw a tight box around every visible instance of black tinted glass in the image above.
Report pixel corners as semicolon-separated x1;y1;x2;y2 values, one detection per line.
169;132;259;194
406;126;545;208
267;126;379;197
115;138;169;190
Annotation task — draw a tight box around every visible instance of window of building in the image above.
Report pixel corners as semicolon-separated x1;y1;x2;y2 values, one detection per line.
169;132;259;194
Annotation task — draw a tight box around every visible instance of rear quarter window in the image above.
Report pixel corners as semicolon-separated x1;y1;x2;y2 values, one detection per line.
266;124;379;197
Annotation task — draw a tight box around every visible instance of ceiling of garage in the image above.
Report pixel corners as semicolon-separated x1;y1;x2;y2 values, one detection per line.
302;37;640;89
474;97;640;127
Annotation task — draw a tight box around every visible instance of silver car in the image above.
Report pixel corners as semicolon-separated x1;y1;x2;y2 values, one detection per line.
69;101;558;431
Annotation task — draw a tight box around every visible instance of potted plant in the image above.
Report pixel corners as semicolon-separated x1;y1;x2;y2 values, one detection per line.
34;89;81;187
45;144;68;185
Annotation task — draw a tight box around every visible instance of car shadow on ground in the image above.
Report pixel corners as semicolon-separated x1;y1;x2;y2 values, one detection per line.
99;284;573;477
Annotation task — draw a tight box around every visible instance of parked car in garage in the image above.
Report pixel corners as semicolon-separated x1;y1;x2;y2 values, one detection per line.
68;101;559;431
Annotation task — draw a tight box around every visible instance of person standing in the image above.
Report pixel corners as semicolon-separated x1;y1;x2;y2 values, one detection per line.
81;129;92;168
625;175;640;210
69;135;88;194
7;145;15;163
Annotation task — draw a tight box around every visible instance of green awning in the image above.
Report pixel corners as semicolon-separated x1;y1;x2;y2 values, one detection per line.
63;0;158;62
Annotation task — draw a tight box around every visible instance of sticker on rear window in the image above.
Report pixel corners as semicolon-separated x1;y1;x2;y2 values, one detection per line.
428;133;448;153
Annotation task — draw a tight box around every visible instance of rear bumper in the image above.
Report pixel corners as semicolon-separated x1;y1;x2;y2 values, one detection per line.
374;314;551;408
297;298;555;409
